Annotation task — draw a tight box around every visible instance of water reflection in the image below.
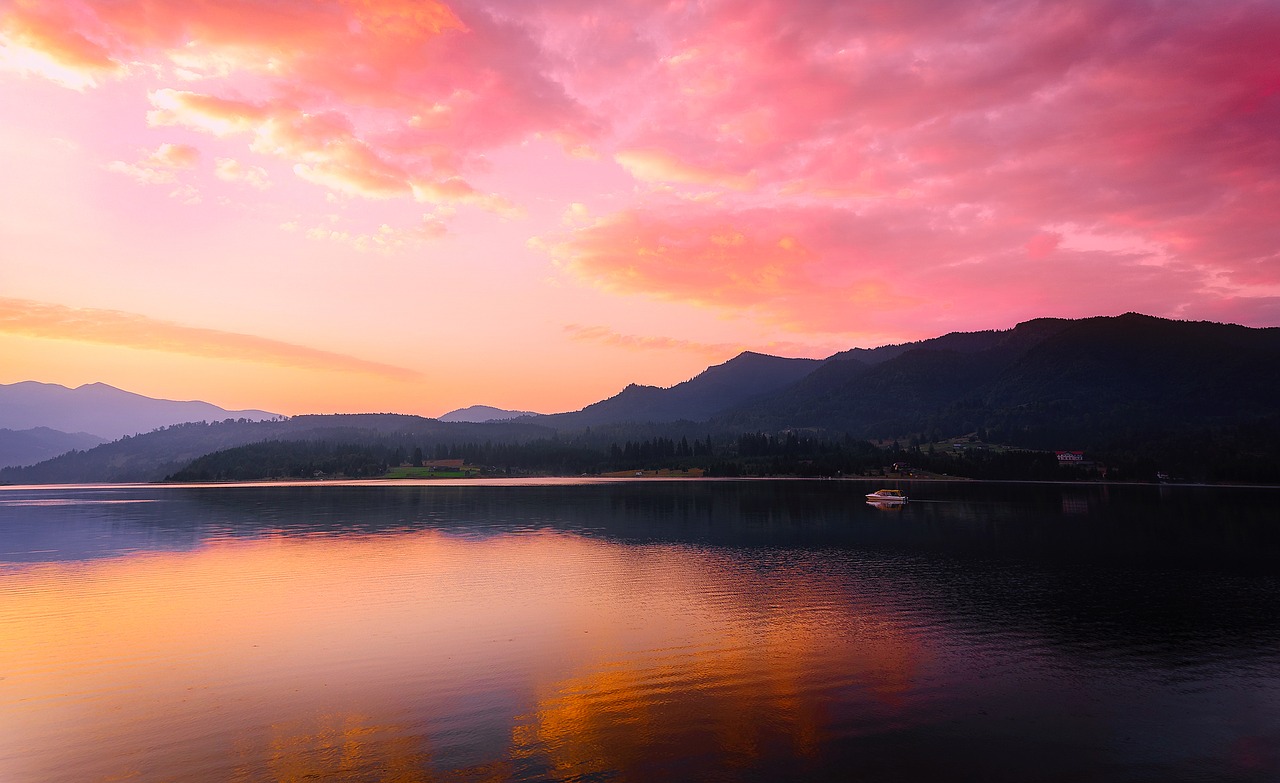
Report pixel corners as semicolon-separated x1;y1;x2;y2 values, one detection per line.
1;480;1278;781
0;529;930;781
4;480;1278;563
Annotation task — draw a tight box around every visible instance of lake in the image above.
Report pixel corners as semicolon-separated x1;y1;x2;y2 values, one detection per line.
2;479;1278;782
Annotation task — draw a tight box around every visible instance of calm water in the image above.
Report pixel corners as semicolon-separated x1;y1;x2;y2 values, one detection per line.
1;479;1278;782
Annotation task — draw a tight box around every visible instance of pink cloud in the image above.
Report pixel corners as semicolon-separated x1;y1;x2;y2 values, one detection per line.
5;0;1278;343
6;0;594;214
0;2;117;87
528;0;1280;332
541;200;1271;337
1025;233;1061;260
541;206;928;333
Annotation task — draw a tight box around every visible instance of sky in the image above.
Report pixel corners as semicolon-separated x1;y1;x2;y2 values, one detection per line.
1;0;1278;417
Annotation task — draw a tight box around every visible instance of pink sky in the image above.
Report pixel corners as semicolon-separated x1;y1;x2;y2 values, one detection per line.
2;0;1277;416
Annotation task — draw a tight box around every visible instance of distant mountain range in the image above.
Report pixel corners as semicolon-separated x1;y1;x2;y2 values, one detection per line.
0;382;279;469
3;313;1278;483
0;381;278;440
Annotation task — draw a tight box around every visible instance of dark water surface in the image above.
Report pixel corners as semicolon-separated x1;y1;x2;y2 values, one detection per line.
1;479;1278;782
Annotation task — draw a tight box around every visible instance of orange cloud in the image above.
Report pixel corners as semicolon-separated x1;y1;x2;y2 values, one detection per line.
146;88;519;211
213;157;269;189
0;2;117;88
614;149;751;190
148;143;200;168
0;297;420;380
410;177;521;216
146;90;412;199
537;200;1260;337
544;210;809;305
106;142;201;186
540;207;925;333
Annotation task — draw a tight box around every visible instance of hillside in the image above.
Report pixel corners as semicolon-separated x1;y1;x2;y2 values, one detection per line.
720;313;1280;451
0;414;555;484
6;313;1279;485
544;351;822;427
0;427;108;469
824;317;1071;366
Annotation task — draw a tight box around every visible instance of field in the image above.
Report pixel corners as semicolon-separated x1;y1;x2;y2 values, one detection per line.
384;467;478;479
599;468;706;478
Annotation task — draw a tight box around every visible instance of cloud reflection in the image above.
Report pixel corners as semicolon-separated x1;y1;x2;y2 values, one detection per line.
0;527;923;781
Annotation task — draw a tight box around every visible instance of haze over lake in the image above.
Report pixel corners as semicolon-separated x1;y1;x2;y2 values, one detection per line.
2;479;1278;782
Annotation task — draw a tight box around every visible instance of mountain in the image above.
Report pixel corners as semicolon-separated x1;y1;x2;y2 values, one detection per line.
6;313;1278;485
824;317;1072;366
0;427;108;469
0;381;279;440
439;405;542;423
544;351;823;427
720;313;1280;449
0;414;555;484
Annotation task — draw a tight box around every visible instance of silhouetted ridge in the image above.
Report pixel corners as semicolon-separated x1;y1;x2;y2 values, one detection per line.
718;313;1280;451
545;351;822;426
6;313;1278;484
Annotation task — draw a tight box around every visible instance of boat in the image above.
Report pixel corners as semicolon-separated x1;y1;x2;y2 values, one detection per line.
865;489;907;504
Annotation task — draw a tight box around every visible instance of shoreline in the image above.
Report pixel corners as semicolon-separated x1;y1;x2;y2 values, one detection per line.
3;475;1280;491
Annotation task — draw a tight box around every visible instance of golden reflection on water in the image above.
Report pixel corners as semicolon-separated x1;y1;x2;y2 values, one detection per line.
0;530;924;782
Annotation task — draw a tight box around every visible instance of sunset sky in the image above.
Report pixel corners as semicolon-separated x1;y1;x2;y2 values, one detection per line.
2;0;1277;417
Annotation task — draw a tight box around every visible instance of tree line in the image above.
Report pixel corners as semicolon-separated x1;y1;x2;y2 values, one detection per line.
163;431;1210;483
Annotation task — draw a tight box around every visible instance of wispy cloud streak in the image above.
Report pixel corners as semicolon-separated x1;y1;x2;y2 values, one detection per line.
0;298;421;380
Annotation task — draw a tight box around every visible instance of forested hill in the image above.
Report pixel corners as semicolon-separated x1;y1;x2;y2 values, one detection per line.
0;414;554;484
718;313;1280;449
541;351;822;426
5;313;1279;485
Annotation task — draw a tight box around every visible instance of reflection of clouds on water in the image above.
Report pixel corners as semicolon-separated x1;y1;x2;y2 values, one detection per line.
1;482;1278;781
255;714;436;783
508;554;925;779
0;528;929;782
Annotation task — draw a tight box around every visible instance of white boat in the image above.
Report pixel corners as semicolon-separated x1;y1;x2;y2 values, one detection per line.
865;489;907;504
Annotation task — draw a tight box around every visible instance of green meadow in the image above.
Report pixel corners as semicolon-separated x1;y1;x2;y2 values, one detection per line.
384;467;478;479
